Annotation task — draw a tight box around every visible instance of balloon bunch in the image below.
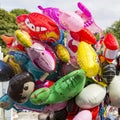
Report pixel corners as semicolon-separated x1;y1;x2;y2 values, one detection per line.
0;1;120;120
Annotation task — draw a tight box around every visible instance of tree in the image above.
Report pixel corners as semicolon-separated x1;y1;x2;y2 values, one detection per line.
0;9;19;55
10;9;30;16
105;20;120;45
0;8;30;55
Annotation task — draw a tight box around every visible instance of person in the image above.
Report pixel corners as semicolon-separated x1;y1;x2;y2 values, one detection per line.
115;108;120;120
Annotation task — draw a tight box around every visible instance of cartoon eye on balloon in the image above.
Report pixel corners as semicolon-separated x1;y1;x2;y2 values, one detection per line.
16;12;60;42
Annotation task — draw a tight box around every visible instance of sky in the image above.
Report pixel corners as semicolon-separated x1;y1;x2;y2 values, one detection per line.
0;0;120;30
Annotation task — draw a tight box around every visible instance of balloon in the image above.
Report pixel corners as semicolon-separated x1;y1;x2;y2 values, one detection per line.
59;11;84;32
61;62;78;76
108;76;120;107
95;33;119;63
0;60;15;82
0;94;45;112
77;41;100;77
70;28;96;44
16;12;60;42
101;62;116;83
66;32;79;57
38;6;61;27
76;2;104;38
26;41;56;73
1;34;25;51
30;69;86;105
73;110;92;120
55;44;70;62
75;83;106;109
7;71;35;103
15;30;32;47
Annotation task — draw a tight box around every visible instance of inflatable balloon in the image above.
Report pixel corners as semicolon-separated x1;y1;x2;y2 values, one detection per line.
15;30;32;47
75;83;106;109
77;41;100;77
16;12;60;42
59;11;84;32
70;28;96;44
108;76;120;107
30;69;86;105
7;71;35;103
1;34;25;51
38;6;61;27
0;94;66;113
66;32;79;57
0;60;15;82
95;33;119;63
0;94;45;112
26;41;56;73
55;44;70;62
101;62;116;83
73;110;92;120
76;2;104;38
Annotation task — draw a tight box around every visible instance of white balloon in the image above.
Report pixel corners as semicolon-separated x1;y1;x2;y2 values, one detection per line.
109;76;120;107
75;83;106;109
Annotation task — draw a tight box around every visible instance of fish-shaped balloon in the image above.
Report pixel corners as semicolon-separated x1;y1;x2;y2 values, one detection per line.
26;41;56;73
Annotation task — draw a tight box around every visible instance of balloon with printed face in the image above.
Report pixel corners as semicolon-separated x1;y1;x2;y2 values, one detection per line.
75;83;106;109
16;12;60;42
26;41;56;73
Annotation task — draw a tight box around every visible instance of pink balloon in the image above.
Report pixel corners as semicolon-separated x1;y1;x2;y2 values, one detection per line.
59;11;84;32
73;110;92;120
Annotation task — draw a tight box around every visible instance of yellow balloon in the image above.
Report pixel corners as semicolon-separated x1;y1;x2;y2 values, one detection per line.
15;30;32;47
77;41;100;77
55;44;70;62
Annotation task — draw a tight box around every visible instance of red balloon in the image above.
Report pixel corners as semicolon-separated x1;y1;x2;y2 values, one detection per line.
16;12;60;42
70;28;96;44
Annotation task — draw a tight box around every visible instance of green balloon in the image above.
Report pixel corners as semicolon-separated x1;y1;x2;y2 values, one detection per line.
30;69;86;105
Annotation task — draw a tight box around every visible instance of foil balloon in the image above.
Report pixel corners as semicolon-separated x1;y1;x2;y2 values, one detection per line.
75;83;106;109
95;33;119;63
70;28;96;44
30;69;86;105
1;34;25;51
77;41;100;77
75;2;104;38
26;41;56;73
38;6;61;27
59;11;84;32
16;12;60;42
73;110;92;120
101;62;116;84
108;76;120;107
55;44;70;62
0;60;15;82
0;94;65;113
15;30;32;47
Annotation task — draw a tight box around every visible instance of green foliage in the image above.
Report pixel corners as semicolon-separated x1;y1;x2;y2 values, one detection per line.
105;20;120;46
10;9;30;16
0;9;18;55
